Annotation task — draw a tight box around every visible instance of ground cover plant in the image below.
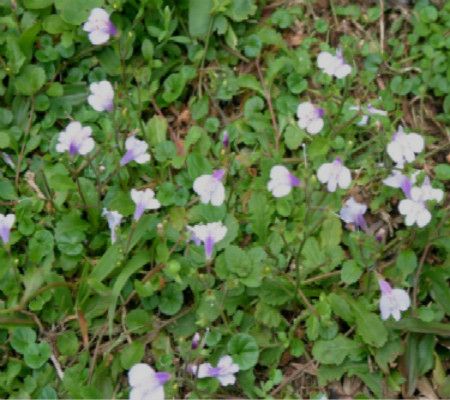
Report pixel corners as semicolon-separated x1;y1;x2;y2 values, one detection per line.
1;0;450;398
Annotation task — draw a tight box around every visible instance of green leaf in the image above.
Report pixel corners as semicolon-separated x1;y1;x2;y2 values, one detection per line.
427;269;450;315
15;65;46;96
248;192;272;241
120;341;145;369
320;215;342;247
312;335;361;365
55;0;104;25
162;73;186;103
394;249;417;281
227;333;259;370
284;125;304;150
255;302;282;327
24;342;51;369
11;327;36;354
188;0;213;38
43;15;70;34
341;260;362;285
97;48;121;76
0;180;18;200
187;153;212;179
57;332;79;356
405;333;419;396
434;164;450;180
125;309;151;334
29;230;54;263
226;0;257;21
159;283;184;315
385;317;450;336
259;278;294;305
23;0;53;8
56;231;85;256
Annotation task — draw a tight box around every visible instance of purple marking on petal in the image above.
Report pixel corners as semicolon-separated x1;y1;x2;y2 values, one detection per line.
356;213;368;230
400;177;412;198
105;100;114;112
316;108;325;118
212;169;225;181
120;149;135;166
379;279;392;295
222;131;229;148
0;225;10;244
69;142;78;156
206;366;222;378
107;21;118;35
204;235;214;260
334;157;342;165
134;202;145;221
155;372;170;386
289;174;301;187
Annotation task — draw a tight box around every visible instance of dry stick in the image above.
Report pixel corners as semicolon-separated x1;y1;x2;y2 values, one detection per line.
150;95;185;156
76;148;102;175
15;96;35;190
269;360;316;397
255;58;279;152
302;270;341;284
379;0;385;54
413;212;450;310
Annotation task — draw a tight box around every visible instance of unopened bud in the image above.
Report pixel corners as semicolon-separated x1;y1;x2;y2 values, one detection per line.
191;332;200;350
99;165;106;173
376;228;386;243
222;130;229;148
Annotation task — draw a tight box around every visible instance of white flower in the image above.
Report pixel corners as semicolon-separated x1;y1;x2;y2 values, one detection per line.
193;170;225;206
383;169;419;198
417;176;444;202
379;279;410;321
120;137;151;166
83;8;117;45
0;214;15;244
102;208;123;244
296;102;324;134
339;197;367;230
128;363;170;400
317;158;352;192
317;49;352;78
387;125;424;168
187;222;227;260
349;104;387;126
131;188;161;222
88;81;114;112
56;121;95;156
267;165;301;198
189;355;239;387
398;187;431;227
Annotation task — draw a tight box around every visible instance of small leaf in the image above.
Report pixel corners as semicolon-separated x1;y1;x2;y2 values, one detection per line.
227;333;259;370
312;335;361;365
15;65;46;96
120;341;145;369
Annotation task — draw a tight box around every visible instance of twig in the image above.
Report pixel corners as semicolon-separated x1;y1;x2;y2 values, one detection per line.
283;273;320;319
270;360;316;396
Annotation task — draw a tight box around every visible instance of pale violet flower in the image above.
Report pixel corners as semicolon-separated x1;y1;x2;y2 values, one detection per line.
339;197;367;230
193;170;225;206
418;176;444;203
128;363;170;400
88;81;114;112
317;158;351;192
0;214;15;244
398;187;431;227
191;332;200;350
296;102;324;134
379;279;410;321
187;222;227;260
383;169;419;198
120;137;151;166
349;104;387;126
222;131;229;148
188;355;239;387
267;165;301;198
131;188;161;222
387;126;424;168
2;153;15;169
102;208;123;244
83;8;117;45
56;121;95;156
317;49;352;78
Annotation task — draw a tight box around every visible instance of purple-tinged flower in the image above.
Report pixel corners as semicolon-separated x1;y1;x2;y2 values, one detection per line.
120;137;151;166
83;8;117;45
222;131;229;148
193;170;225;206
102;208;123;244
378;279;410;321
349;104;387;126
317;49;352;78
398;187;431;227
128;363;170;400
131;188;161;222
418;176;444;203
317;158;351;192
383;169;419;198
187;222;227;260
387;125;424;169
88;81;114;112
267;165;301;198
339;197;368;230
56;122;95;156
376;228;386;243
296;102;324;135
188;355;239;387
191;332;200;350
0;214;15;244
2;152;15;169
